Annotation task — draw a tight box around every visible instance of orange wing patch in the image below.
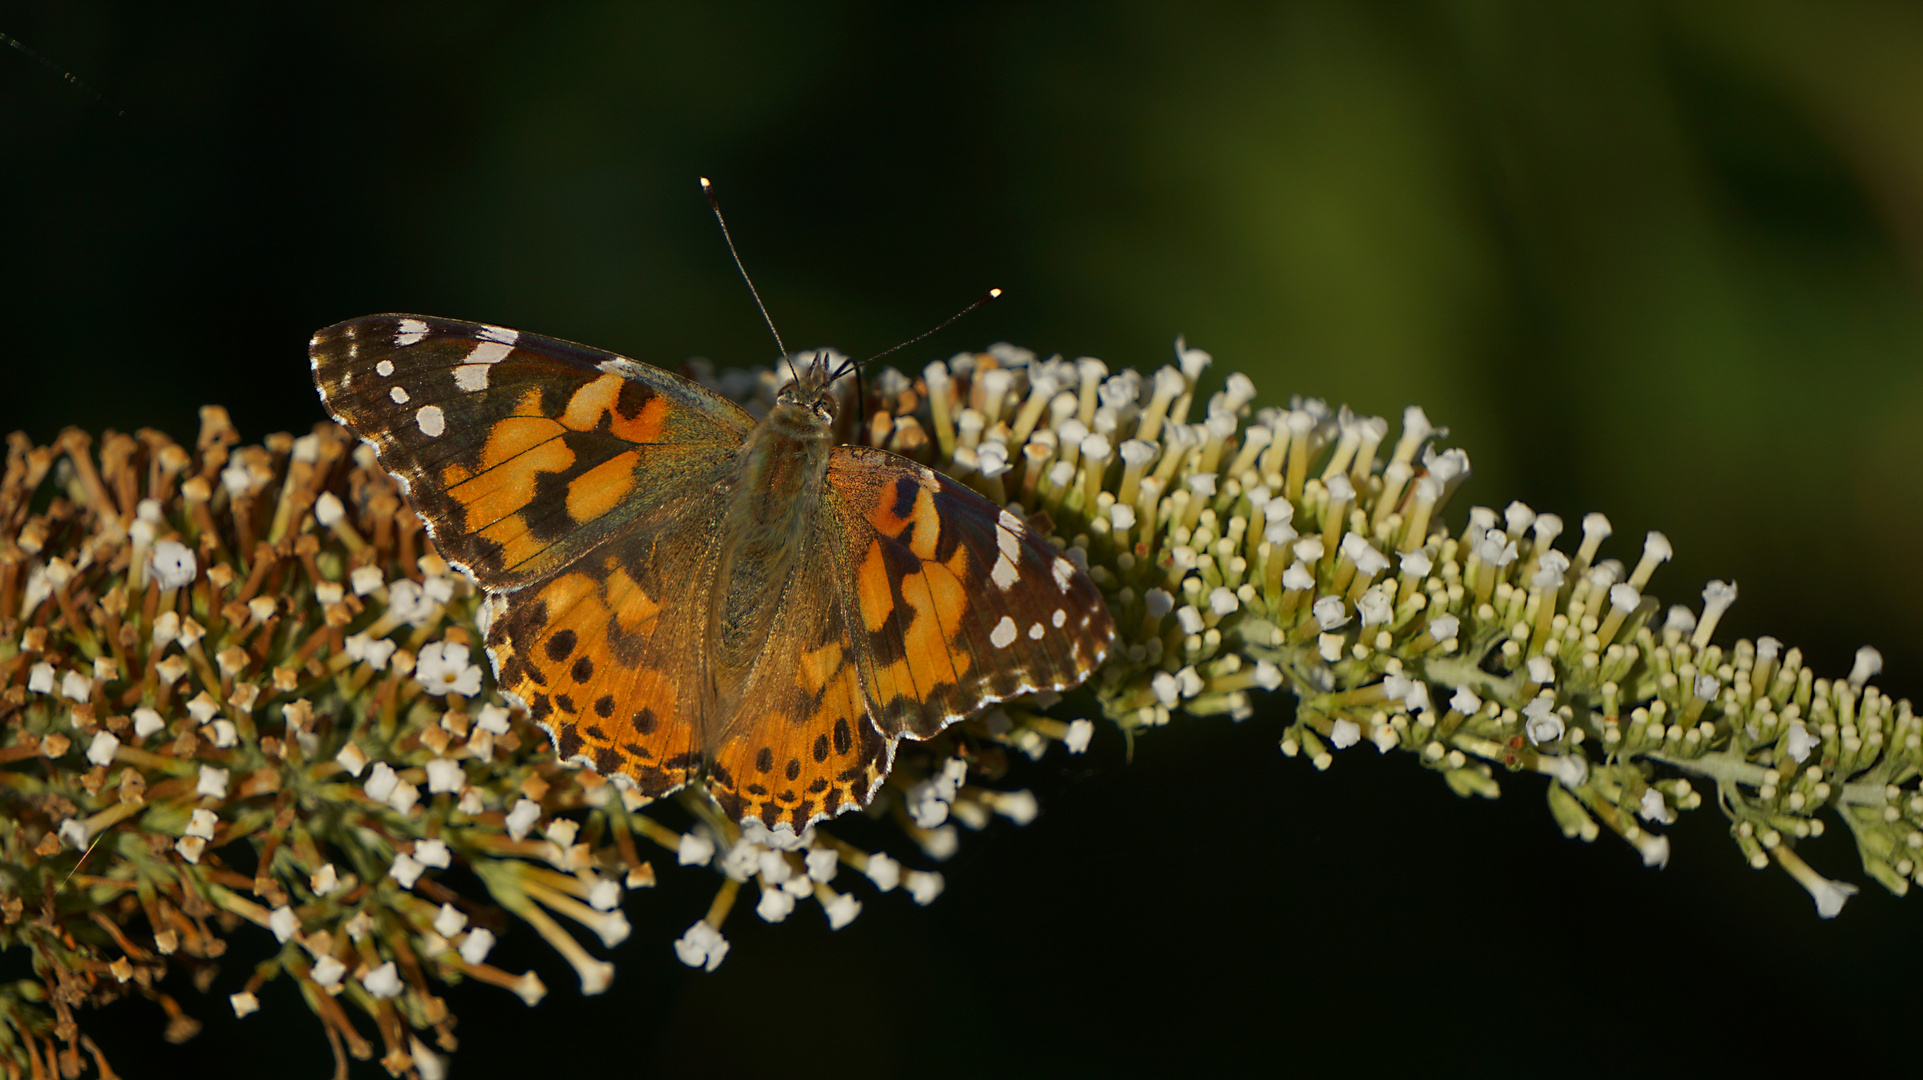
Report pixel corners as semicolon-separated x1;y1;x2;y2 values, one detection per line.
707;624;889;832
487;549;700;797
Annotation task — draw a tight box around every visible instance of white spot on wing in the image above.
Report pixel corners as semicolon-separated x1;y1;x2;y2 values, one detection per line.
991;554;1019;590
1052;608;1066;628
454;364;490;391
919;466;940;488
996;523;1021;562
990;616;1018;649
416;405;446;437
1051;558;1075;591
465;340;514;365
998;509;1024;534
389;386;410;404
375;359;395;377
477;325;520;346
395;319;430;347
1028;622;1044;640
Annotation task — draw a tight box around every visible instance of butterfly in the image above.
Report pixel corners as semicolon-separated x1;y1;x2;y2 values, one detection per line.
310;314;1116;832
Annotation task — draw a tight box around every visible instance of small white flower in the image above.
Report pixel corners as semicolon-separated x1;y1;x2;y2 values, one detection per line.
1785;721;1819;764
149;540;197;589
175;835;206;863
59;818;89;850
904;870;945;906
268;905;299;943
588;878;622;911
757;888;795;923
387;780;421;814
1633;832;1671;869
313;491;346;526
422;575;455;603
458;927;496;965
823;892;862;930
907;783;950;829
1150;671;1180;707
805;847;839;883
755;848;793;885
1329;719;1361;749
207;720;237;749
864;853;901;892
349;565;385;596
310;955;347;989
363;762;398;803
424;757;464;794
476;704;512;734
414;839;451;869
389;853;425;889
186;693;220;724
335;742;369;776
132;707;165;738
310;863;339;895
85;730;120;767
1523;698;1565;746
1312;596;1350;631
1639;787;1675;824
59;670;92;703
717;839;761;881
988;789;1038;826
433;904;467;938
415;641;482;697
362;637;398;670
26;663;54;695
677;832;716;866
674;921;729;971
186;808;219;840
504;798;541;841
229;992;260;1018
197;765;229;799
1356;587;1393;627
385;579;438;626
1063;718;1095;754
920;825;959;861
361;961;403;999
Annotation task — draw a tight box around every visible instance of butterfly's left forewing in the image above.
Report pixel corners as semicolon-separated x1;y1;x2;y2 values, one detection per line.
309;313;753;591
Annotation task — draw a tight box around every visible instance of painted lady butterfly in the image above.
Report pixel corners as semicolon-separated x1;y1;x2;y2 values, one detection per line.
310;315;1115;831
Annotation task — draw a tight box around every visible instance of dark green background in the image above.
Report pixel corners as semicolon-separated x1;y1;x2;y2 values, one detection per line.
6;3;1922;1077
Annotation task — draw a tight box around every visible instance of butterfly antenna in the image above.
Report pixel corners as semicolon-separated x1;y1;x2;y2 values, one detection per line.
832;288;1003;381
700;177;798;384
1;31;128;120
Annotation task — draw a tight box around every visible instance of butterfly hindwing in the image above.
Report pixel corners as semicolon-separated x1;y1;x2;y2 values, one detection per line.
310;314;753;590
483;522;721;800
704;526;895;830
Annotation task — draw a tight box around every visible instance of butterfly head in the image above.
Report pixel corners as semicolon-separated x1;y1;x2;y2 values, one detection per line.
773;349;851;427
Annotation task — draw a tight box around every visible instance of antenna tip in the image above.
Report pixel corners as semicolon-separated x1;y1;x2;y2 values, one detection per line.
988;287;1003;298
699;176;713;189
